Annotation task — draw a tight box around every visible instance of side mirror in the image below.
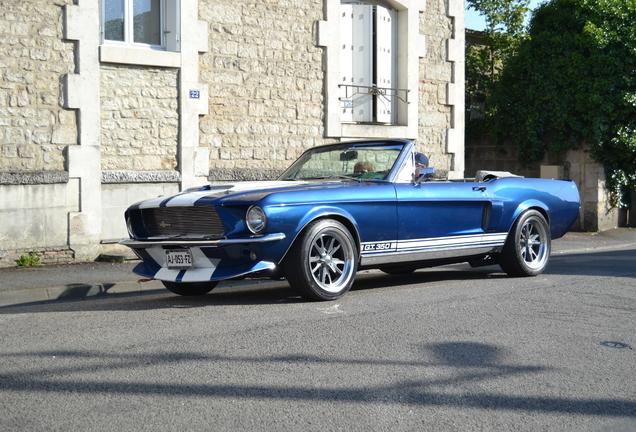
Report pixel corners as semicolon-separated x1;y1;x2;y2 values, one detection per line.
413;167;436;184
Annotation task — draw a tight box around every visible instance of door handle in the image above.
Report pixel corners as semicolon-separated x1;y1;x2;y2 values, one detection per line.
472;186;487;192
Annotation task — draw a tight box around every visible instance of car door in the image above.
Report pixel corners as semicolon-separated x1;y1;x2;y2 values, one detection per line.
394;180;500;256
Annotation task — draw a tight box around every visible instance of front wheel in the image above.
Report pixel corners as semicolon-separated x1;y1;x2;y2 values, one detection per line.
499;210;551;276
284;219;358;301
162;281;218;296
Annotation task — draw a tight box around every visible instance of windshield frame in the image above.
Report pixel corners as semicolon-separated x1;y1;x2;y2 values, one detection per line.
278;140;412;183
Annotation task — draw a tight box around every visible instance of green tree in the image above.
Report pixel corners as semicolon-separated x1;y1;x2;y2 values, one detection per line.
468;0;529;36
465;0;530;132
491;0;636;206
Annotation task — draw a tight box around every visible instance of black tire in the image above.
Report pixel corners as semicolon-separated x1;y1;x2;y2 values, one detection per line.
499;210;551;277
162;281;218;296
284;219;358;301
379;264;418;275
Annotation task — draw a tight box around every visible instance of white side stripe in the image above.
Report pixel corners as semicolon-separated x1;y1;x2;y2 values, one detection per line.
396;234;507;250
360;233;508;255
397;232;506;243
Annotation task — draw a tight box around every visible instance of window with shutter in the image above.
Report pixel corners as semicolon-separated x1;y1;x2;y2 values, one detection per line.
339;1;399;125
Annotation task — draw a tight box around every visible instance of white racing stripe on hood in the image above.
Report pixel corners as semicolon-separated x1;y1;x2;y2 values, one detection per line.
164;190;221;207
138;195;172;209
164;181;307;207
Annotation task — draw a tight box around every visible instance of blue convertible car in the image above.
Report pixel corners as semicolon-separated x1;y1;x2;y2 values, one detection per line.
121;139;580;300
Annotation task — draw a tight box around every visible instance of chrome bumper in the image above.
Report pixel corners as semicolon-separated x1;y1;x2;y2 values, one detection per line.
119;233;286;248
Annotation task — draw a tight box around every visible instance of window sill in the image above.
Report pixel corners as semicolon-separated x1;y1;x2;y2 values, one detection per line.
99;45;181;68
341;123;414;139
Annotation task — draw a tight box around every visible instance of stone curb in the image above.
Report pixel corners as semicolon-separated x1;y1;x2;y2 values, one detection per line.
0;280;160;308
552;242;636;256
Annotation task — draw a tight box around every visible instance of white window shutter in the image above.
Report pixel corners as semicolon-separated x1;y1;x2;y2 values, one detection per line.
339;3;354;123
164;0;180;52
352;4;373;123
375;5;396;124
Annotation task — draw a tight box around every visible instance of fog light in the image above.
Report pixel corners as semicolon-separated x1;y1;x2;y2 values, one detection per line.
250;252;257;261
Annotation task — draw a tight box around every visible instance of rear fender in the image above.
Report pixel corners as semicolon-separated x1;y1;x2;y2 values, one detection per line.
508;199;550;238
511;200;550;223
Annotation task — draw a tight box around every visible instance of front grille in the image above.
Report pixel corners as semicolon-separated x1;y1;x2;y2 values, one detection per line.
127;206;225;239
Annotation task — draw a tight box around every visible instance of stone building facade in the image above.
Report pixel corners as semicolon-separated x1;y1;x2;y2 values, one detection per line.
0;0;465;266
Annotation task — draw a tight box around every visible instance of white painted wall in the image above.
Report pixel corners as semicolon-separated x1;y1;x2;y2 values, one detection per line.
0;182;79;250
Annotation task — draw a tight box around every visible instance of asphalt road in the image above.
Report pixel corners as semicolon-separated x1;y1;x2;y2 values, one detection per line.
1;248;635;431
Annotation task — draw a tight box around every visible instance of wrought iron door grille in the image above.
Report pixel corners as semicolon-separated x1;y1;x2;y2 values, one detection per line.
338;84;409;125
339;84;409;104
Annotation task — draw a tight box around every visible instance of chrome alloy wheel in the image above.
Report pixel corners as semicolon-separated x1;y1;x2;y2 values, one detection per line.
308;229;355;293
519;218;549;270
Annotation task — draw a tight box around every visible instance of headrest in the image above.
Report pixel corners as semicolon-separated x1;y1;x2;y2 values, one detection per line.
414;153;429;166
475;170;522;182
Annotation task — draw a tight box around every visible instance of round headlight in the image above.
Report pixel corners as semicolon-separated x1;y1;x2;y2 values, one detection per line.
246;206;267;234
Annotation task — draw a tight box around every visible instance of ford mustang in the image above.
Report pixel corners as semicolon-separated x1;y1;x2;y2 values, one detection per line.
121;139;580;300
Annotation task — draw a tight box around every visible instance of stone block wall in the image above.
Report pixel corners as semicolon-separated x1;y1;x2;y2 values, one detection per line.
199;0;460;180
199;0;329;181
100;65;179;171
0;0;77;171
418;0;453;174
465;136;540;178
565;148;619;231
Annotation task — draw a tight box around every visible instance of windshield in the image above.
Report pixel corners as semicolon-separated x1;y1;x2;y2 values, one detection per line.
279;144;404;181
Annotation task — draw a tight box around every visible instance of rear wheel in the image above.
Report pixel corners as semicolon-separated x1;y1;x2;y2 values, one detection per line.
284;219;358;301
499;210;551;276
162;281;218;296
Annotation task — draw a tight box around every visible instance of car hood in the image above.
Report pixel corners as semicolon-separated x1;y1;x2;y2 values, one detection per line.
131;180;358;209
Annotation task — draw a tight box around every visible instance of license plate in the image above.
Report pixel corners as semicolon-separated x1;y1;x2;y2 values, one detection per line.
165;249;192;269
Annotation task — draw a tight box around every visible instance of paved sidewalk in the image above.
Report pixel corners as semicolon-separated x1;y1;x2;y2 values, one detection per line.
551;227;636;254
1;228;634;307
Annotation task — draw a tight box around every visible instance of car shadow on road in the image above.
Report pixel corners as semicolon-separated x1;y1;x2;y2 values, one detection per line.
1;342;634;418
0;267;507;315
0;283;303;314
1;248;632;315
351;268;507;293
